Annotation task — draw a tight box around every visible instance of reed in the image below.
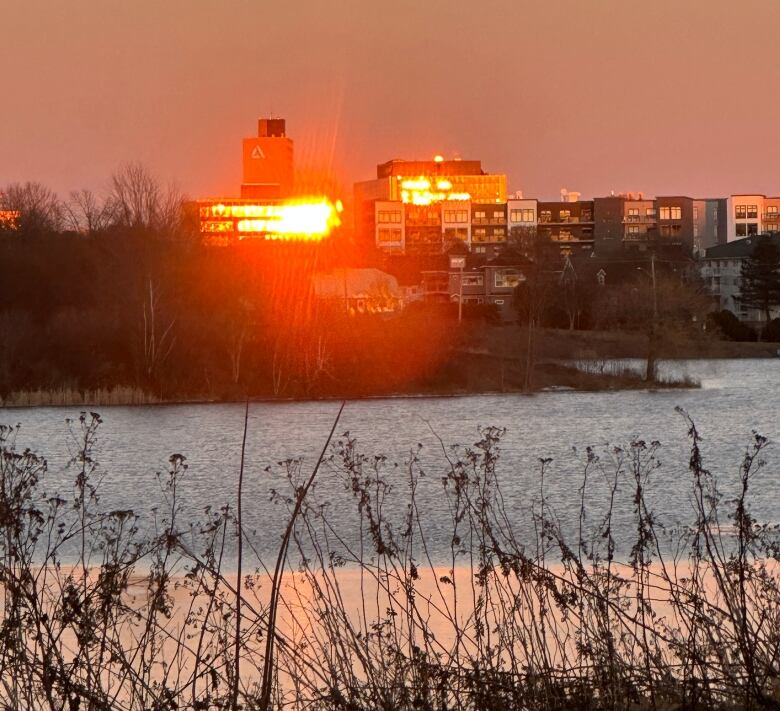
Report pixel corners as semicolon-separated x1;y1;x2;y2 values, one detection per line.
0;410;777;709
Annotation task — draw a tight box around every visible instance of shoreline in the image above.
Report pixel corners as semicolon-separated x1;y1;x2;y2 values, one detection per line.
0;375;700;410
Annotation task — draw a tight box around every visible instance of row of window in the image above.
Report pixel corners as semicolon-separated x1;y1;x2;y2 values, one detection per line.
736;223;759;236
509;209;535;223
734;205;780;219
444;210;469;223
538;209;593;223
627;208;656;218
659;207;682;220
735;205;757;219
377;210;401;223
473;227;506;242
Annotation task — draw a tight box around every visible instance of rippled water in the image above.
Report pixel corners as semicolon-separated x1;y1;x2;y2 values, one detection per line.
2;359;779;564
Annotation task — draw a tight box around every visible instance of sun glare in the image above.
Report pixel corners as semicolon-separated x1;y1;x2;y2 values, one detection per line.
201;198;342;241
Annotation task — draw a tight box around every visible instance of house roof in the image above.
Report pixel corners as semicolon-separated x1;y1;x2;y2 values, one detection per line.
704;234;780;260
314;268;401;299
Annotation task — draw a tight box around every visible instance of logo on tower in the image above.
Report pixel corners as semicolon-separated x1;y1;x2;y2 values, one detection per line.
251;145;265;160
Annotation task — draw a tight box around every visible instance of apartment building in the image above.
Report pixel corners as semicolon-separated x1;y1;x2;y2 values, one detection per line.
536;194;595;255
471;202;507;255
726;195;780;241
701;234;780;323
355;156;507;252
693;199;726;254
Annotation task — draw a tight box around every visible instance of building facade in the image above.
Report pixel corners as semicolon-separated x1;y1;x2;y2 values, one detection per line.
355;156;507;254
726;195;780;241
700;234;780;323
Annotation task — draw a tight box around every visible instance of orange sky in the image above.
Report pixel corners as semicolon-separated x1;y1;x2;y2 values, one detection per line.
2;0;780;201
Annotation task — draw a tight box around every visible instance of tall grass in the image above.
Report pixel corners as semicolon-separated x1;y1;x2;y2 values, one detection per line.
0;411;778;709
0;385;159;408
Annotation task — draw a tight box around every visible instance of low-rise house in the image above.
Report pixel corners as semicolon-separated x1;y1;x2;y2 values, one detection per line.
314;268;403;314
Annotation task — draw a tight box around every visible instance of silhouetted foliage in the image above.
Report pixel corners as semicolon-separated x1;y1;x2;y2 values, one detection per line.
708;310;758;342
1;412;779;708
761;317;780;343
739;237;780;323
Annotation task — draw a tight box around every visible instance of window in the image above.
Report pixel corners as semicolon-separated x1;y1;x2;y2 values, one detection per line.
556;229;574;241
660;224;682;237
646;208;656;217
748;223;759;235
626;225;640;238
377;210;401;223
495;269;522;288
377;228;402;243
659;206;682;220
473;227;487;242
443;227;468;241
508;208;536;222
474;245;486;254
693;207;699;220
735;205;747;219
736;224;747;236
539;210;552;223
628;208;639;216
767;206;779;215
747;205;758;219
444;210;468;223
492;210;505;223
493;227;506;239
473;210;486;224
462;275;484;287
559;209;571;222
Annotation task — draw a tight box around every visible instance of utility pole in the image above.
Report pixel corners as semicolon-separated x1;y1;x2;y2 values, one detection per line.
651;251;658;320
458;263;463;323
646;252;658;383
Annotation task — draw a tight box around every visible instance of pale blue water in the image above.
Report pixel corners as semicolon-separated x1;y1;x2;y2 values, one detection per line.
1;359;778;565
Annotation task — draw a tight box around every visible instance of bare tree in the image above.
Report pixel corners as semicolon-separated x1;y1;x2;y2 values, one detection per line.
142;279;176;384
0;181;62;234
514;229;560;390
63;189;115;235
108;163;186;236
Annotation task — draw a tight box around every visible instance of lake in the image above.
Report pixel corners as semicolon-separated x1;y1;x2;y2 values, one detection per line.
2;359;779;564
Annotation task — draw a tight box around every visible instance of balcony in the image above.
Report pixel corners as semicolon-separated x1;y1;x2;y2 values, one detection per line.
763;212;780;221
624;215;657;223
472;217;506;225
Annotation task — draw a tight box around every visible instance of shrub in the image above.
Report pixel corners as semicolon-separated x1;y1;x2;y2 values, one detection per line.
761;317;780;342
707;309;757;341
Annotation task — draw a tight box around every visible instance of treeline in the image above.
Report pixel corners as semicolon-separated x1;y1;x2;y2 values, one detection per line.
0;229;459;401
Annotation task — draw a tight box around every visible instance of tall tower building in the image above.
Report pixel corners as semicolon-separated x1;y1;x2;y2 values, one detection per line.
241;118;294;199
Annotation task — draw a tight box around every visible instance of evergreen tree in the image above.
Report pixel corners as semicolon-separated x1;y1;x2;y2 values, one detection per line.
739;237;780;323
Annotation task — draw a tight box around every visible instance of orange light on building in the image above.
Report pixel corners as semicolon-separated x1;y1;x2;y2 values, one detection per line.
399;177;471;205
198;197;342;242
